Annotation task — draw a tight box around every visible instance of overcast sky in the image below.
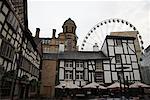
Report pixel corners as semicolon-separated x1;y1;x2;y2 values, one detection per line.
28;0;150;50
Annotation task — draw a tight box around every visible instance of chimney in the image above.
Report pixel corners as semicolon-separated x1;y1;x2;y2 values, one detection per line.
35;28;40;38
93;43;99;51
52;29;56;38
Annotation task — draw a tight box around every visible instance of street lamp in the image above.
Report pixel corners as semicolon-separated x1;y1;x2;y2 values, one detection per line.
96;85;99;96
62;84;65;97
116;66;129;98
118;75;122;97
126;76;129;99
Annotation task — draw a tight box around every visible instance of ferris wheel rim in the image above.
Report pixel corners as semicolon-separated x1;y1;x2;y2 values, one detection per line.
80;18;144;52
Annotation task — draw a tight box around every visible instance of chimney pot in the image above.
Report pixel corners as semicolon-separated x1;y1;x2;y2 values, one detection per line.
52;29;56;38
35;28;40;37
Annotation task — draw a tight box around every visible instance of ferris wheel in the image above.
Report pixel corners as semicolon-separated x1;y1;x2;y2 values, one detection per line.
80;18;144;52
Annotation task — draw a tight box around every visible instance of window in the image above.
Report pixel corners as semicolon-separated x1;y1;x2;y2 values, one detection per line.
42;39;50;44
65;61;73;68
76;71;83;80
96;60;102;70
65;26;68;32
0;40;14;61
115;54;121;63
115;39;122;46
76;61;83;69
95;72;103;83
43;47;49;53
72;27;74;33
65;71;72;79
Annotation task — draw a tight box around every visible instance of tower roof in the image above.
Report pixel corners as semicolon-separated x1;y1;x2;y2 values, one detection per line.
63;18;76;27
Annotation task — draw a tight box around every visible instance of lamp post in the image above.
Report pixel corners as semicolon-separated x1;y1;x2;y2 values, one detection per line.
116;66;129;99
126;76;129;99
118;75;122;98
62;84;65;97
96;85;99;96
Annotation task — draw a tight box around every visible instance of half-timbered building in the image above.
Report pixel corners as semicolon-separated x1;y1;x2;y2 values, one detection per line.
101;35;141;84
0;0;41;99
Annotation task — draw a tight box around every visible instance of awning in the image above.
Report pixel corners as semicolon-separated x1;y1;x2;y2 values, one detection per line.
107;82;127;89
83;82;99;88
55;81;80;89
129;82;150;88
98;85;107;89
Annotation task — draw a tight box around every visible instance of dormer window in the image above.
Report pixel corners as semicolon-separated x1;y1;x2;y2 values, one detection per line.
115;39;122;46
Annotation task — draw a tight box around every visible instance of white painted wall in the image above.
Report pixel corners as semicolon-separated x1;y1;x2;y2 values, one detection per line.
108;47;114;56
123;65;132;71
131;55;137;62
104;71;111;83
126;55;131;64
130;72;134;80
111;57;115;63
111;65;115;71
60;61;64;67
101;40;108;56
59;68;64;80
115;46;123;54
84;69;88;80
107;39;114;46
103;60;109;63
123;43;128;54
112;72;118;80
132;63;139;68
121;55;126;64
103;64;110;70
124;72;130;80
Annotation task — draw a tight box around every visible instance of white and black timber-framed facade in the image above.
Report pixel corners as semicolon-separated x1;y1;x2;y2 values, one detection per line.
55;34;142;86
42;51;109;87
101;35;141;84
52;35;142;86
0;0;41;99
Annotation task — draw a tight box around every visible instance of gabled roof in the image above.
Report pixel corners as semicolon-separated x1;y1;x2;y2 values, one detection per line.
43;51;109;60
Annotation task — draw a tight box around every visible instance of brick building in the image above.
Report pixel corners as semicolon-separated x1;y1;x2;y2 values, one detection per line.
40;18;78;97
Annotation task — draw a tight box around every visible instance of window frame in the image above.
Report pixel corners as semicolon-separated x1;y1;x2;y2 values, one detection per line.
115;54;121;64
76;71;83;80
115;39;122;46
76;61;84;69
65;70;73;80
